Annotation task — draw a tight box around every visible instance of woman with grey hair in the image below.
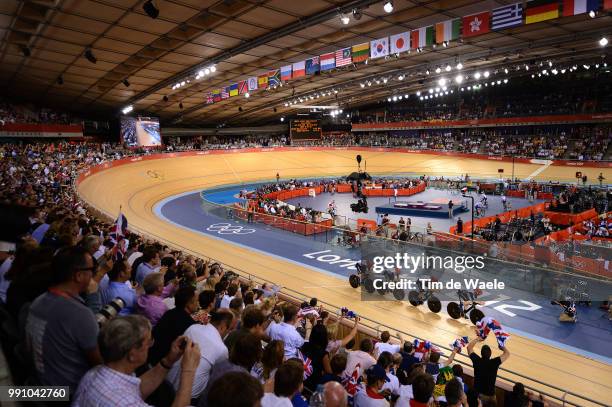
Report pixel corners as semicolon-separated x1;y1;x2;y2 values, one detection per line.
73;315;200;407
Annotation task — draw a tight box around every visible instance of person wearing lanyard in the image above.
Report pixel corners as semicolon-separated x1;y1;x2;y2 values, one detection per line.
25;246;103;394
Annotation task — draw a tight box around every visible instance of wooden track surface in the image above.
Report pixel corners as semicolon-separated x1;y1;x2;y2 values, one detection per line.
77;150;612;406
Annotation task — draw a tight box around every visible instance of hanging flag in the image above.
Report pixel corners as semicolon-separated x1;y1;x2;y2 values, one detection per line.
411;26;434;49
205;92;213;104
268;69;281;87
110;212;128;261
247;77;258;91
221;87;229;99
390;31;410;54
525;0;560;24
320;52;335;71
562;0;599;16
491;3;523;30
258;74;268;89
292;60;306;78
435;19;461;44
281;65;292;81
238;80;248;95
370;37;389;59
462;11;491;37
229;83;239;97
335;47;352;67
351;42;369;63
212;89;221;102
305;56;320;75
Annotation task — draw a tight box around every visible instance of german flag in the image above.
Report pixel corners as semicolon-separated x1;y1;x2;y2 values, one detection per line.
525;0;560;24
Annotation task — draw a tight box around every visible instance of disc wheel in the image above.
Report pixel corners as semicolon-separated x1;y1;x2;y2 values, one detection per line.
363;278;375;293
447;302;462;319
393;289;405;301
349;274;360;289
469;308;485;325
427;296;442;313
408;291;422;307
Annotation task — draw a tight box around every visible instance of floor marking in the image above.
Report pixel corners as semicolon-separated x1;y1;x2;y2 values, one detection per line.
222;156;243;184
526;161;553;180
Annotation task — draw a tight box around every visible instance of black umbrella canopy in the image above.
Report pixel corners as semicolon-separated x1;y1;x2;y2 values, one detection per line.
346;172;372;181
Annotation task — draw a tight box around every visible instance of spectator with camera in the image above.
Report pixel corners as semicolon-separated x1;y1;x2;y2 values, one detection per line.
25;246;102;392
73;315;201;407
167;309;235;400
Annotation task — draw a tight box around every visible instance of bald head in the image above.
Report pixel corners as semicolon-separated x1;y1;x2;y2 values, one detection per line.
324;381;347;407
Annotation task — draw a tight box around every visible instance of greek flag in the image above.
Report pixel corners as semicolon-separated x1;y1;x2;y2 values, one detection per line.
491;3;523;30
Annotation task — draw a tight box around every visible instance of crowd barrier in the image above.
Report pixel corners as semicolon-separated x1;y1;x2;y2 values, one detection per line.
450;202;549;235
543;208;598;226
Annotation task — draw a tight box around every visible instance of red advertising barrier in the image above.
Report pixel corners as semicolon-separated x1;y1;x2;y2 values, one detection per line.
543;208;598;227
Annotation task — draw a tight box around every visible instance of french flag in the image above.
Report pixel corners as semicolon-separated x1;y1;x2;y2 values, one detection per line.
320;52;335;71
562;0;598;16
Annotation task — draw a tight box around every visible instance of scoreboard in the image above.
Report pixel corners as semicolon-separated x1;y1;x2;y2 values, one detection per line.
290;119;322;140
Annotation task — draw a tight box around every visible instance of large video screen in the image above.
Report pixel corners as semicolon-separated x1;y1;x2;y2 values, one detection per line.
121;116;162;147
290;119;322;140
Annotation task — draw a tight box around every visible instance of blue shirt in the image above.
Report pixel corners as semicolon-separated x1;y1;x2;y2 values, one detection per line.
103;281;137;315
135;262;157;286
291;393;309;407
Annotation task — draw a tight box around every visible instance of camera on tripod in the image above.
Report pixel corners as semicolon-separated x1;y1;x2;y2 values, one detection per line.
96;297;126;326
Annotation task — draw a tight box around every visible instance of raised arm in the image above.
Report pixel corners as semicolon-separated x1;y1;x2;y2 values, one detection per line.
340;317;359;347
499;346;510;363
466;337;482;355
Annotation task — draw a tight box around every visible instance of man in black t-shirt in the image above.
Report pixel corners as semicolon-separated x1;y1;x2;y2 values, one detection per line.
466;338;510;402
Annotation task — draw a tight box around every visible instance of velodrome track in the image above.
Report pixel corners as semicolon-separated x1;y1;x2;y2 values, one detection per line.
76;148;612;407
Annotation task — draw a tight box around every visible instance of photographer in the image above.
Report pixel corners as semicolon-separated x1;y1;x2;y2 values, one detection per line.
73;315;201;407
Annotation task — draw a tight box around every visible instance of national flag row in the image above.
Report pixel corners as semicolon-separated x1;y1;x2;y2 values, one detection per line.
203;0;611;105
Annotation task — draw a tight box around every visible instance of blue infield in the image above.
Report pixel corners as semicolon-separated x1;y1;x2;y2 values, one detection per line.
155;184;612;362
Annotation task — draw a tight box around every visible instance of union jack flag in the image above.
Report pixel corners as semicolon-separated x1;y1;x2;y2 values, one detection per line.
450;336;470;353
342;363;362;397
109;212;128;260
477;317;510;349
299;350;313;379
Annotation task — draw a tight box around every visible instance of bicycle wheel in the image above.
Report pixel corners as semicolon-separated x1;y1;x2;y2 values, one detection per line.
469;308;485;325
408;291;421;306
393;288;405;301
363;278;375;293
447;302;462;319
428;296;442;313
349;274;360;289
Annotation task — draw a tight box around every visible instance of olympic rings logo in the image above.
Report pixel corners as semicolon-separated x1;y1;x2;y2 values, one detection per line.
206;223;256;235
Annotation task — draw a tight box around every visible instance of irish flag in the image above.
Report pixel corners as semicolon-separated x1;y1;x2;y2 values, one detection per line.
292;60;305;78
562;0;599;16
435;19;461;44
411;26;434;49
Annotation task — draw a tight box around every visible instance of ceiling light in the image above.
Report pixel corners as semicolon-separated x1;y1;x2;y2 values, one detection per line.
284;103;288;107
425;69;430;75
383;78;388;83
435;87;440;92
360;83;365;88
599;37;608;47
367;81;372;86
456;62;463;70
383;1;393;13
245;92;250;98
583;64;590;69
442;41;448;47
438;78;447;86
416;91;421;96
404;94;409;98
419;96;424;100
398;75;404;80
525;64;529;71
504;68;509;74
387;97;392;102
398;95;403;100
460;87;464;91
435;67;441;74
503;78;508;83
589;10;596;18
445;64;451;71
280;117;285;122
428;88;433;93
121;105;133;115
467;86;471;90
181;81;185;86
143;0;159;19
474;72;481;79
376;80;380;84
496;80;501;84
210;65;216;73
455;74;463;84
352;8;362;20
483;70;490;78
392;96;398;101
340;14;350;25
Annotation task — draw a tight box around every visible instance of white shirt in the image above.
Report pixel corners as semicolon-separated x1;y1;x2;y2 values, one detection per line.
395;385;413;407
219;294;234;309
166;323;228;398
382;372;400;396
261;393;292;407
343;350;376;379
0;256;14;303
354;389;390;407
267;321;304;359
374;342;400;358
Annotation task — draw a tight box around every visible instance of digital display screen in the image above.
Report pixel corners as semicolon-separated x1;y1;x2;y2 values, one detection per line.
120;116;161;147
290;119;322;140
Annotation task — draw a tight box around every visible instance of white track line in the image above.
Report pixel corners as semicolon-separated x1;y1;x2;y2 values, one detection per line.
526;161;553;180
